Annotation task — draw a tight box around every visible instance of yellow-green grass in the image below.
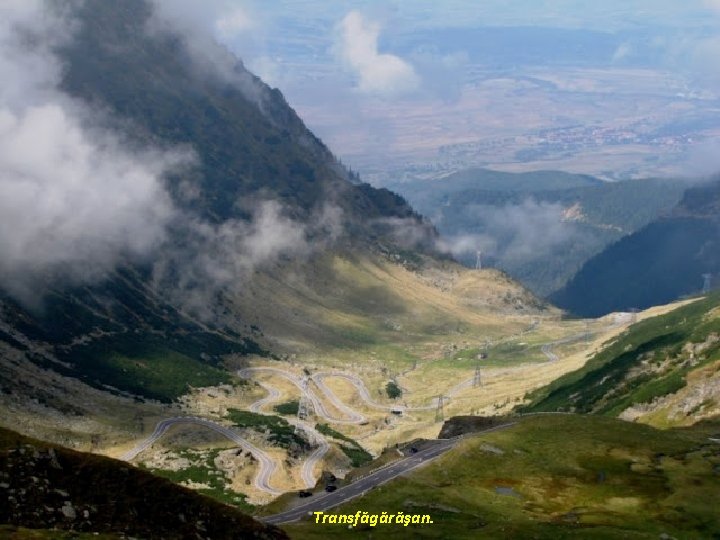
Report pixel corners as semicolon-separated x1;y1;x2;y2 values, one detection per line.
282;415;720;539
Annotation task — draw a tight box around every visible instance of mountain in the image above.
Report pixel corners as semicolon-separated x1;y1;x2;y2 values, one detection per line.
551;178;720;317
0;0;554;449
0;0;442;405
386;169;685;295
520;292;720;425
0;426;287;539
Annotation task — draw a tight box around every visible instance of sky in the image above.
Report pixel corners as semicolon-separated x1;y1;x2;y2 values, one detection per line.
182;0;720;182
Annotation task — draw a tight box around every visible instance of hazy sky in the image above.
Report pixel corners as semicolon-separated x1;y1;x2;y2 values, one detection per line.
89;2;720;180
181;1;720;180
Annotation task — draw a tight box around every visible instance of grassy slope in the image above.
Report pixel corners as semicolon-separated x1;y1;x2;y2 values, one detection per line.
283;415;720;539
315;423;373;467
520;293;720;419
231;252;550;359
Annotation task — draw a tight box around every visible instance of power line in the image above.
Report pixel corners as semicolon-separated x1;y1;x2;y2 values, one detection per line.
703;273;712;294
296;377;311;425
435;395;445;423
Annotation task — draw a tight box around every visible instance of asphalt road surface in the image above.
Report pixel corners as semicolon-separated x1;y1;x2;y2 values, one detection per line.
262;422;516;525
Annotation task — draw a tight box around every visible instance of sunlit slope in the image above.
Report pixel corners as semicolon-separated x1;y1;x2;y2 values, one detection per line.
228;252;553;354
521;292;720;426
283;415;720;539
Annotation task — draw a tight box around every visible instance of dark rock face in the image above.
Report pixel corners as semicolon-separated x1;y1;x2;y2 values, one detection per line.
0;427;287;539
438;416;509;439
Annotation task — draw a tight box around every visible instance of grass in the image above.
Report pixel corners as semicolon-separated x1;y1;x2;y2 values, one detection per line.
283;415;720;539
100;350;231;402
273;400;300;415
0;526;122;539
226;409;306;448
145;449;252;512
520;293;720;415
315;423;373;467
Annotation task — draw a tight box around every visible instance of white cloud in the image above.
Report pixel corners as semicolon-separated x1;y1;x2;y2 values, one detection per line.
148;0;265;103
437;199;580;263
336;11;420;97
216;8;255;40
612;43;632;63
151;201;342;322
0;1;188;303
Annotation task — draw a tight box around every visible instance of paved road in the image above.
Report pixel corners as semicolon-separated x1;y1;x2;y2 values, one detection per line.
244;374;331;489
250;381;281;413
541;316;631;363
121;416;282;495
291;421;330;489
262;422;516;525
239;367;364;424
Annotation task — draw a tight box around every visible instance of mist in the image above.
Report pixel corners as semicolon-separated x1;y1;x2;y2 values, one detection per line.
0;1;191;304
152;202;345;322
437;199;582;265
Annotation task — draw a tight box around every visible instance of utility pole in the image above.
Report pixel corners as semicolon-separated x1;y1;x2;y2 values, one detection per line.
703;273;712;294
473;349;483;387
475;251;482;270
296;377;311;423
435;395;445;423
473;362;482;387
585;320;590;345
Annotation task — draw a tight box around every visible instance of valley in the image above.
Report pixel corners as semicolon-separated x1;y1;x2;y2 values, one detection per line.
95;299;642;507
2;1;720;538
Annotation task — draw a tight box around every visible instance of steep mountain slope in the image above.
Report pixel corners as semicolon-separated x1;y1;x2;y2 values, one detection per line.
387;169;684;295
59;0;426;231
0;426;287;539
0;0;438;404
552;178;720;317
521;293;720;426
0;0;556;458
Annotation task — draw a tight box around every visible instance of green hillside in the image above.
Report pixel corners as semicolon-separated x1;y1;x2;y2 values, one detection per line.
552;179;720;317
520;292;720;417
0;0;438;405
283;415;720;539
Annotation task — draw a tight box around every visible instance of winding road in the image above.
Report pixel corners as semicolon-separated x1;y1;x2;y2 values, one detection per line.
122;319;629;498
120;416;282;495
262;422;517;525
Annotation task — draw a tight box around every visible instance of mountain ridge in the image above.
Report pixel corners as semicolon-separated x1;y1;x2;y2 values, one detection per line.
552;177;720;317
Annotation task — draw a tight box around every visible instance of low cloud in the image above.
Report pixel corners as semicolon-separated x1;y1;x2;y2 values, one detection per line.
336;11;420;97
153;202;345;322
437;199;581;264
0;1;190;304
685;138;720;178
147;0;265;103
